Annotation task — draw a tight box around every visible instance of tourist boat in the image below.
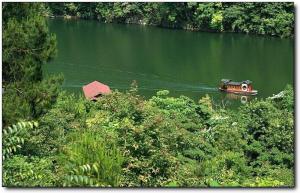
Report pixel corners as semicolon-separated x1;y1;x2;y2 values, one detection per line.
219;79;258;95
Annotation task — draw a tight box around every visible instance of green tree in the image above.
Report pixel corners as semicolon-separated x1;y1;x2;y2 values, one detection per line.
2;3;57;83
47;2;294;37
2;3;62;126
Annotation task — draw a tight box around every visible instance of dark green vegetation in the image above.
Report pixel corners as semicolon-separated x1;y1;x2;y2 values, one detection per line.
46;2;294;38
3;86;295;187
2;2;294;187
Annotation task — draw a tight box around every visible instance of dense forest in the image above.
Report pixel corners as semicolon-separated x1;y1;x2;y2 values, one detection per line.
46;2;294;38
2;2;295;187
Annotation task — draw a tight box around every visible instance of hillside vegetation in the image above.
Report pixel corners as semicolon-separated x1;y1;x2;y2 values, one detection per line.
46;2;294;38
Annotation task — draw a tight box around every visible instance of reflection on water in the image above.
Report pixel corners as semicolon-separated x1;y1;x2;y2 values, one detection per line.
211;93;253;108
44;19;293;108
224;93;251;104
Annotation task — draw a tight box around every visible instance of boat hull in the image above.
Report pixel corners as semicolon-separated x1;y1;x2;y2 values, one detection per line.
219;88;258;96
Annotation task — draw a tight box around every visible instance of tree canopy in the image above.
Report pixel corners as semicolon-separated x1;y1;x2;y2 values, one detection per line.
3;3;57;83
46;2;294;38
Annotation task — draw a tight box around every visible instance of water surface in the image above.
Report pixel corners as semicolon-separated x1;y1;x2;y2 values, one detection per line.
44;19;294;107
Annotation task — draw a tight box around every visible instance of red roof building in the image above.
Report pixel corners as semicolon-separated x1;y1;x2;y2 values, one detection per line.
82;81;111;100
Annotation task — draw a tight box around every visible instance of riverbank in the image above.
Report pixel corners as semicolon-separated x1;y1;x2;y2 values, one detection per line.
46;2;294;38
3;81;295;187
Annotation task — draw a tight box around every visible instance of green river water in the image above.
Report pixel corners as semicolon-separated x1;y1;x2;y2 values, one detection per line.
44;19;294;107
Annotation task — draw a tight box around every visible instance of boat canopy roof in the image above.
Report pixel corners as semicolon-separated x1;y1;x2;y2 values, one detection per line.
221;79;252;86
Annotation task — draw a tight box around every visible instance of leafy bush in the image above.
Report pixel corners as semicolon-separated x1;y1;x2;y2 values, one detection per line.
58;131;124;187
2;121;38;160
3;156;56;187
2;121;56;187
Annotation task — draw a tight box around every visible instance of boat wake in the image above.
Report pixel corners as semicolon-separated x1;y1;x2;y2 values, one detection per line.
62;82;218;93
53;60;218;93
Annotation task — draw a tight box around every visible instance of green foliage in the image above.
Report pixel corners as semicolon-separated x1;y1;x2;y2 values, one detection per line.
2;74;63;127
58;131;124;187
1;3;295;187
199;151;250;186
3;84;294;187
2;2;62;127
47;2;294;37
3;156;56;187
211;11;223;31
242;177;284;187
2;121;57;187
240;98;294;169
3;3;57;83
86;92;179;187
2;121;38;160
269;84;294;111
2;88;31;127
2;4;62;187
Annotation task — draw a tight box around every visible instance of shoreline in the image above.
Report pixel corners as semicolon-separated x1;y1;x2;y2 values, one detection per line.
47;15;291;39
